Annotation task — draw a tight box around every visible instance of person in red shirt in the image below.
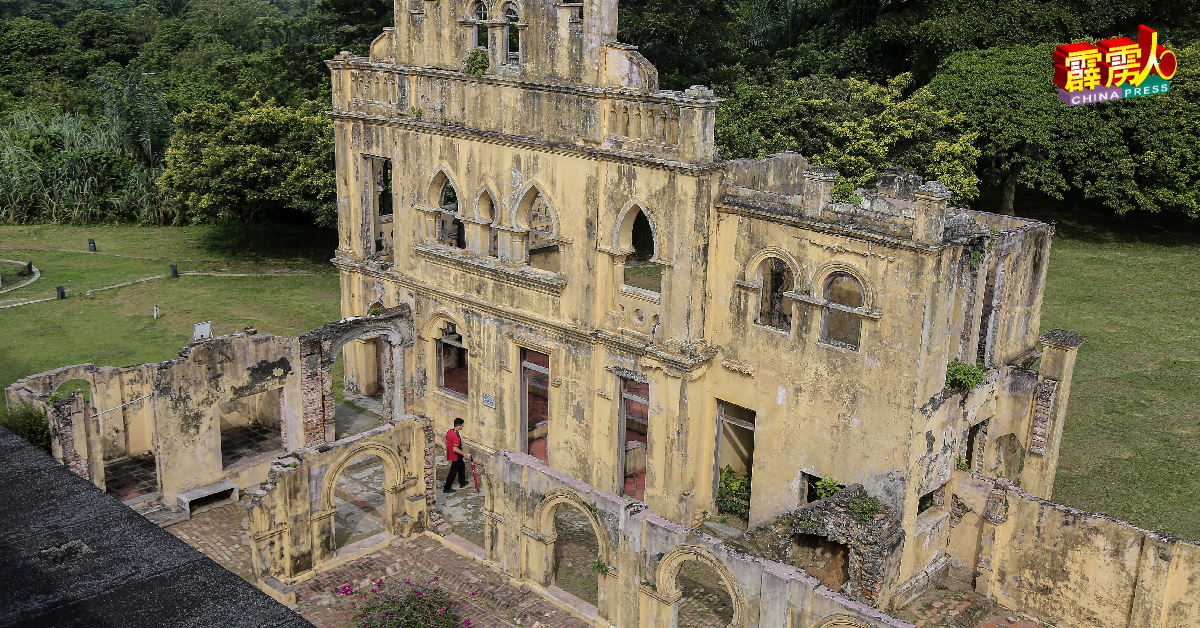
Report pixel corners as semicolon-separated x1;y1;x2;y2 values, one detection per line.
443;417;472;493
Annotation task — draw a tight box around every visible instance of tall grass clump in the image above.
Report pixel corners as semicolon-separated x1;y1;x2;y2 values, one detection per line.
0;403;51;455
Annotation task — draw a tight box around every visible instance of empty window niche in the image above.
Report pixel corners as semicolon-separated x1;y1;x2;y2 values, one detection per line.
437;180;466;249
619;376;649;500
503;3;520;65
757;257;793;332
623;209;660;293
525;192;560;271
218;387;284;469
918;484;946;516
371;158;394;255
438;323;469;398
716;401;755;520
477;190;500;257
965;417;989;473
521;348;550;464
791;533;850;592
473;2;488;48
820;272;864;350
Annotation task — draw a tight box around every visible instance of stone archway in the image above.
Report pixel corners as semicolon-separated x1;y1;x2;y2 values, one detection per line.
654;544;748;628
527;488;614;616
299;306;414;447
313;441;407;563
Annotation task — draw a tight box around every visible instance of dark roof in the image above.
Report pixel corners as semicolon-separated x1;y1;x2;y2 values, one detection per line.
0;427;314;628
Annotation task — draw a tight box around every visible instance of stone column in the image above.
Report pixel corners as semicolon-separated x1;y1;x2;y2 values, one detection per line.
913;181;951;245
801;167;837;219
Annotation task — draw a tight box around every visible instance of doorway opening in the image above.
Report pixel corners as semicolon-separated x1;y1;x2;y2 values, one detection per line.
618;376;649;500
791;533;850;592
521;348;550;464
331;341;386;440
675;558;736;628
965;418;989;473
218;387;284;469
715;400;755;521
332;454;387;550
550;502;601;606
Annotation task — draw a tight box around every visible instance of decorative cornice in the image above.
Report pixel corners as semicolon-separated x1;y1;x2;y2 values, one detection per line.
413;243;566;296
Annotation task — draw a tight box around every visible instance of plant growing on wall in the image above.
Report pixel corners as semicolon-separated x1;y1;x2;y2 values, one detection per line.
463;49;489;77
956;456;970;471
849;496;882;521
814;476;843;499
591;558;608;575
717;464;751;519
946;358;984;391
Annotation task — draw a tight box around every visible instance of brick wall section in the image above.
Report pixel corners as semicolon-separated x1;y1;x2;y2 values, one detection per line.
49;396;89;480
299;336;328;447
1028;379;1058;455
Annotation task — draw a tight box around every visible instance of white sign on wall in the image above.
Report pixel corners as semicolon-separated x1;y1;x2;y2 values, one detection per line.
193;321;212;341
482;394;496;409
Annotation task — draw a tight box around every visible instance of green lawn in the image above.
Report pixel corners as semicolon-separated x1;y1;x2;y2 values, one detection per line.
0;223;339;394
1022;200;1200;539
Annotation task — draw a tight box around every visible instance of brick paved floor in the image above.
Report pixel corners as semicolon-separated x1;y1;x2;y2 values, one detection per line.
334;456;387;548
104;453;158;501
221;423;283;468
891;577;1049;628
167;494;256;582
676;559;735;628
293;535;592;628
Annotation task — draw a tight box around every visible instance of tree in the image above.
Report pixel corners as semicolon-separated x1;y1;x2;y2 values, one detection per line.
158;96;335;225
928;43;1200;216
716;71;981;202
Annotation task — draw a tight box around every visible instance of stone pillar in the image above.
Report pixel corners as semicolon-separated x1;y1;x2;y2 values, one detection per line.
801;167;837;219
913;181;951;245
298;337;329;447
522;526;555;587
974;483;1013;604
637;584;680;628
1036;329;1084;498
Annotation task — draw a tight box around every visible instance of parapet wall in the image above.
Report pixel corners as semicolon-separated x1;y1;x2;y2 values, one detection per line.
482;450;915;628
948;472;1200;628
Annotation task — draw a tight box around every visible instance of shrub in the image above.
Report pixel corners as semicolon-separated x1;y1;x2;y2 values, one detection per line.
462;49;489;77
0;403;51;455
716;464;750;519
946;358;984;390
339;577;467;628
849;496;882;521
814;476;843;499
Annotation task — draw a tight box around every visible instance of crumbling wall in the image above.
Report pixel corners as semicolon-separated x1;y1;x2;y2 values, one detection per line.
246;416;428;585
484;450;915;628
947;472;1200;628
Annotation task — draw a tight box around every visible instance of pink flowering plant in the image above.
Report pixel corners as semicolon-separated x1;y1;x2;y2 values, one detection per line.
339;577;466;628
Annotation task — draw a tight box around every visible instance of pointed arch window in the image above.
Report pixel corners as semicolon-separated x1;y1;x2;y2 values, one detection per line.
437;179;466;249
525;191;558;271
820;272;864;350
477;190;499;257
503;3;520;65
756;257;793;332
473;2;489;49
622;208;660;293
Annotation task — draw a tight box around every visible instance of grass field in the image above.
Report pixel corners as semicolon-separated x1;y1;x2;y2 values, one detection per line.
0;223;339;394
1021;199;1200;540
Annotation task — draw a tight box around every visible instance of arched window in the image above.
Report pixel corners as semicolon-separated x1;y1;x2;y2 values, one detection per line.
503;3;520;65
437;180;466;249
477;190;499;257
622;209;660;293
525;191;558;271
473;2;488;49
756;257;792;332
820;272;864;350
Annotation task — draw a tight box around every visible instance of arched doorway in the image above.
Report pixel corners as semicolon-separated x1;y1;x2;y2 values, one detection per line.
331;453;388;550
551;502;601;606
676;558;735;628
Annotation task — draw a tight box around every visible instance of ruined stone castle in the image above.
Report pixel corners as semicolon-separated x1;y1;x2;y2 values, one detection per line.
8;1;1200;627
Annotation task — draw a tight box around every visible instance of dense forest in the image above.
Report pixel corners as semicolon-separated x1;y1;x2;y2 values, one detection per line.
0;0;1197;226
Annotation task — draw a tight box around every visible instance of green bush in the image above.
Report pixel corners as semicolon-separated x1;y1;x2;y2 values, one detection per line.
0;403;50;455
946;358;984;390
849;496;882;521
463;49;489;77
716;464;751;519
339;577;465;628
814;476;843;499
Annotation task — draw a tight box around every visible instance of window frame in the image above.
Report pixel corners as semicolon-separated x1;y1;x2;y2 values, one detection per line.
436;322;470;399
819;272;865;351
503;3;521;66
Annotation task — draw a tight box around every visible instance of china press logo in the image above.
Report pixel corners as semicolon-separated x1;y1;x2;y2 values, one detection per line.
1054;25;1177;105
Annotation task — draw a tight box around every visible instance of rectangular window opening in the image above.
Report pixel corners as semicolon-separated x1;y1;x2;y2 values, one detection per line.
521;348;550;465
619;376;649;500
715;400;755;521
918;484;946;516
438;323;469;397
966;418;989;473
